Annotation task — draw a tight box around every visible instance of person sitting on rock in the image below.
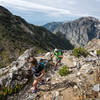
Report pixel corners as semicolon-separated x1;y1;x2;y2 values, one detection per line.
27;57;45;93
52;48;63;70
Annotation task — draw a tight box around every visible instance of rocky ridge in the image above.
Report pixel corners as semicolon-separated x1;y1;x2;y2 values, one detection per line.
0;39;100;100
44;17;100;47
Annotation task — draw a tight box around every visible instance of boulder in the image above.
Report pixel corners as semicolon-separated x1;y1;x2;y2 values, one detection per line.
87;69;94;74
92;84;100;92
0;48;36;98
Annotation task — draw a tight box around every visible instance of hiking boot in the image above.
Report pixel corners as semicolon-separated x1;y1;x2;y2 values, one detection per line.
38;80;45;85
53;67;57;71
31;87;38;93
54;68;57;71
38;81;43;85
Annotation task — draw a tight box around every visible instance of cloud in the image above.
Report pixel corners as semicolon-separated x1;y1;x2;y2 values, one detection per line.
0;0;72;16
0;0;90;17
0;0;99;20
67;1;76;5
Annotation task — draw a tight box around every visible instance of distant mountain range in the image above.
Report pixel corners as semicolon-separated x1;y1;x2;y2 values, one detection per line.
0;6;73;68
44;17;100;47
43;22;63;32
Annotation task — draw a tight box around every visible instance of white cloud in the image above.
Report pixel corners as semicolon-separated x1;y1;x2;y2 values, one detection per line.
0;0;90;17
0;0;72;16
0;0;99;18
67;1;76;5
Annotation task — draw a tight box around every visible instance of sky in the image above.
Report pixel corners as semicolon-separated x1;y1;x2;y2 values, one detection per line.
0;0;100;25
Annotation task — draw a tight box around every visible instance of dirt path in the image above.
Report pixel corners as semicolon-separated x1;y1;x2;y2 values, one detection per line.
7;68;80;100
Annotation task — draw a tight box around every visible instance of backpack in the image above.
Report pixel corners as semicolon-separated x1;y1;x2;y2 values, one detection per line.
58;49;63;55
39;62;45;69
31;64;44;77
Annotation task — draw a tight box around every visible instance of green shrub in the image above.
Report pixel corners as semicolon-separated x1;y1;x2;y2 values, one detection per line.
72;47;88;58
97;50;100;56
59;66;70;76
37;49;45;54
0;83;24;99
0;76;34;99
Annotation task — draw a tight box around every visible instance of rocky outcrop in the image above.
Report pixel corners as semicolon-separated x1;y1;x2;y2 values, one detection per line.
53;17;100;47
0;48;36;99
85;38;100;51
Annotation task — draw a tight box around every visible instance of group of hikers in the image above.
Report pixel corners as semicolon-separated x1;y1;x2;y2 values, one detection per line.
26;48;63;93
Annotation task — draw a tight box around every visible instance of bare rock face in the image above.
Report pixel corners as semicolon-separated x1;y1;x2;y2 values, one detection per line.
54;17;100;47
85;38;100;51
0;48;36;99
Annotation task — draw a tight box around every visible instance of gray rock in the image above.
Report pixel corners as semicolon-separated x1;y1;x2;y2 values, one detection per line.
85;57;98;62
76;63;81;69
52;94;56;100
55;97;59;100
46;77;51;82
92;84;100;92
87;69;94;74
55;91;60;97
0;48;35;92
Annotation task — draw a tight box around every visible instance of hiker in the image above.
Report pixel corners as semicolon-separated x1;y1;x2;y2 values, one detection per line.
27;57;45;93
52;48;63;70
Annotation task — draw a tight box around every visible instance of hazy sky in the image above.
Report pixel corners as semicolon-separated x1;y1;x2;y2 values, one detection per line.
0;0;100;25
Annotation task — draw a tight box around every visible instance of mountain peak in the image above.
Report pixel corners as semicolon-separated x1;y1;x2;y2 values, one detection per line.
53;17;100;47
0;6;12;16
75;16;100;23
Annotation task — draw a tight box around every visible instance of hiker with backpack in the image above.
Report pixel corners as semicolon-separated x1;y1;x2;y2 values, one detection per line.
26;57;45;93
52;48;63;70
